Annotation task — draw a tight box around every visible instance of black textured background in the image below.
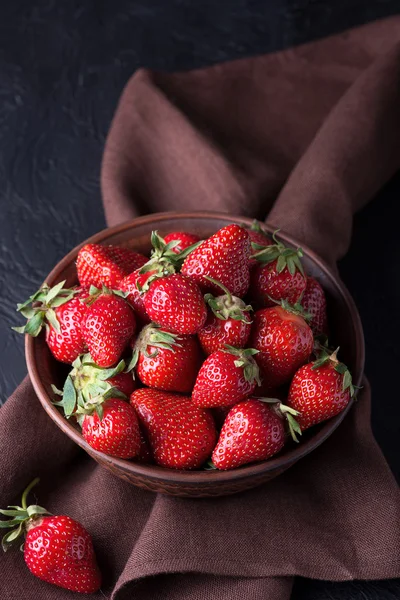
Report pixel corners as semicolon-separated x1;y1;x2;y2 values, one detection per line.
0;2;399;598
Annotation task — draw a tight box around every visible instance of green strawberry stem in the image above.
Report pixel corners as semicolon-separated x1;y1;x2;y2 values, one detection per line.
223;345;261;386
52;354;128;420
12;281;78;337
257;398;302;443
203;276;253;322
267;297;312;323
252;229;305;276
311;345;357;396
0;478;50;552
137;231;204;293
127;324;181;372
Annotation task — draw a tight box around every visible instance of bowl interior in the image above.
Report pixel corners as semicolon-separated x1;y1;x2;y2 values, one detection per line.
26;212;365;490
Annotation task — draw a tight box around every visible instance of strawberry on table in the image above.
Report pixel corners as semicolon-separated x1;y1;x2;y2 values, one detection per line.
0;478;101;594
192;346;261;408
128;323;202;393
249;302;314;390
249;230;307;308
211;399;286;469
163;231;201;253
198;277;252;355
13;281;88;364
300;277;329;336
77;243;147;289
287;348;355;430
81;289;136;367
131;388;217;469
181;223;251;297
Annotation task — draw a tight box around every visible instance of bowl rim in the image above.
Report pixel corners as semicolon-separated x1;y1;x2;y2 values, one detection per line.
26;210;365;486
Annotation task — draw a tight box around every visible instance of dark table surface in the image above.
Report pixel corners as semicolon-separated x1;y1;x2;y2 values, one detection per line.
0;2;398;598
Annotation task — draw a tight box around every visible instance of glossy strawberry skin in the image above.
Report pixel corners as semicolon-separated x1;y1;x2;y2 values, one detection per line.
137;334;202;393
45;290;89;364
192;350;257;408
287;363;351;430
249;307;313;389
24;515;101;594
163;231;201;253
301;277;328;336
81;294;136;367
212;399;285;470
144;273;207;335
107;371;136;397
198;312;251;355
82;397;140;458
118;269;152;325
131;389;217;469
249;261;307;308
248;229;273;268
77;243;147;289
181;224;251;297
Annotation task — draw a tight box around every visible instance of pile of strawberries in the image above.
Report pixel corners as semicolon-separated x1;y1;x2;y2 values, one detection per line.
15;222;355;472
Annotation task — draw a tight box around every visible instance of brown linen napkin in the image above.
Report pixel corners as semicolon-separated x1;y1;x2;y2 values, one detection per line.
2;16;400;600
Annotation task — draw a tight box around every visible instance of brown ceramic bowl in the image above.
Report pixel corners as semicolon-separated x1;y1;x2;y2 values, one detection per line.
26;212;364;497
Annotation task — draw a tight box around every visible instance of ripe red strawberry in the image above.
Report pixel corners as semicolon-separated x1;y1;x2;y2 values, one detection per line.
143;273;207;335
211;399;285;469
80;397;141;459
301;277;328;336
198;278;252;355
81;292;136;367
163;231;201;253
13;281;88;364
131;388;217;469
77;243;147;289
246;220;273;268
128;323;201;392
107;371;136;397
249;231;307;308
0;478;101;593
287;349;354;430
181;224;251;297
192;346;261;408
118;268;152;324
249;304;313;390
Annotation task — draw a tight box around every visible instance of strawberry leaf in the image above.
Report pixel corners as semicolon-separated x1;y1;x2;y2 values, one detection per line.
24;311;46;337
45;280;67;303
46;308;60;333
61;376;77;418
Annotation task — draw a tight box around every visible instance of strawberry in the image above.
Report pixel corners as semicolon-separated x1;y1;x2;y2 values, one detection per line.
118;268;152;324
249;303;314;390
287;348;355;430
249;231;307;308
77;243;147;289
0;478;101;593
198;278;252;355
13;281;88;364
246;220;273;268
52;354;136;420
163;231;201;253
81;291;136;367
211;399;285;469
192;346;261;408
80;397;141;459
301;277;328;336
131;388;217;469
181;224;251;297
128;323;201;393
143;273;207;335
